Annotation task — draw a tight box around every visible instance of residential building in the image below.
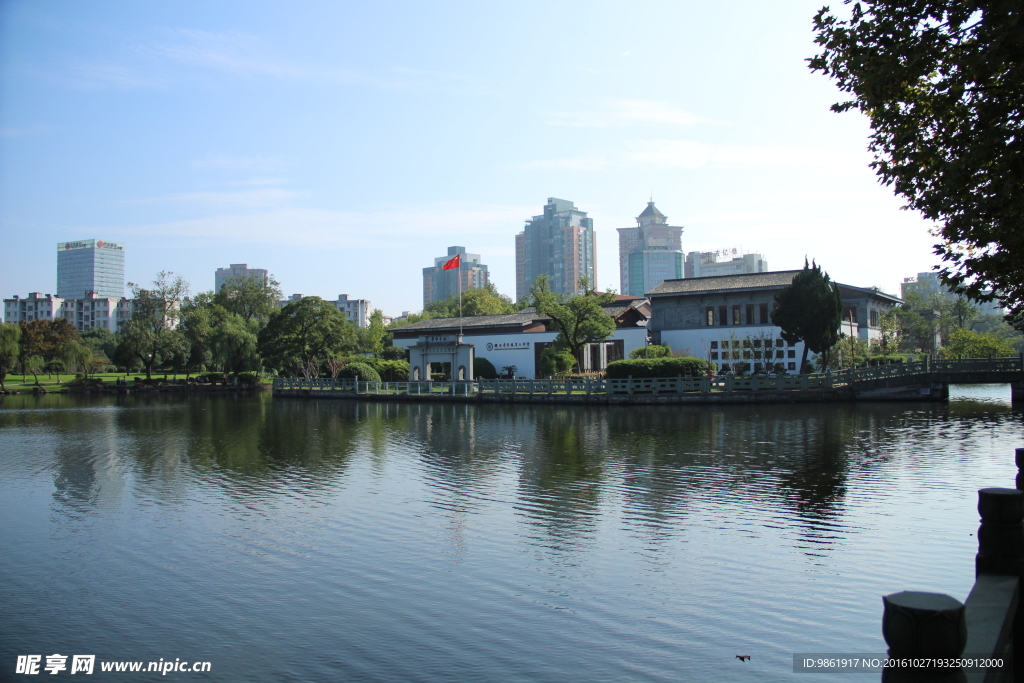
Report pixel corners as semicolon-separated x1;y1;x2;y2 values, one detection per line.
617;202;685;297
4;291;134;333
423;246;489;307
647;271;901;373
215;263;269;293
278;293;372;328
901;271;1004;316
329;294;372;328
684;250;768;278
56;239;125;299
391;298;649;379
515;198;596;301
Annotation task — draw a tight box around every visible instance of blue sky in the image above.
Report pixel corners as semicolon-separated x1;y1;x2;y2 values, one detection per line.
0;1;939;316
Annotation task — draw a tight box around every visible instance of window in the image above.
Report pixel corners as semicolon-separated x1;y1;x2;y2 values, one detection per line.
706;307;715;326
788;362;796;371
753;351;762;359
870;310;879;327
732;351;741;360
719;306;728;325
788;350;796;358
746;304;754;325
711;352;718;360
776;350;784;359
759;303;769;324
788;341;796;347
743;350;751;359
742;339;750;348
722;340;729;349
753;339;761;348
732;305;741;325
776;339;784;347
710;341;718;349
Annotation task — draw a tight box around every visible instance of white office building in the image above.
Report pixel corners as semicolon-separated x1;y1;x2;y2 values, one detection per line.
215;263;269;293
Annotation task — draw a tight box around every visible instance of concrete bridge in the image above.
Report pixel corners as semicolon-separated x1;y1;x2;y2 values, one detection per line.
273;356;1024;404
831;356;1024;401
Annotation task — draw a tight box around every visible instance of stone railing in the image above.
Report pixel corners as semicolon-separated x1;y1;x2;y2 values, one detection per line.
272;377;477;396
875;448;1024;682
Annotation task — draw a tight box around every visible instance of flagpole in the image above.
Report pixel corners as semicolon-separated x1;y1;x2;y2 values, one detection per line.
458;260;463;337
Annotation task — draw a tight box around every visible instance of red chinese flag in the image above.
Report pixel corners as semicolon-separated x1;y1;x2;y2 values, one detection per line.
442;254;461;270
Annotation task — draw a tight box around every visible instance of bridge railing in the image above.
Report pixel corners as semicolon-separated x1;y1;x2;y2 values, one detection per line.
272;356;1022;398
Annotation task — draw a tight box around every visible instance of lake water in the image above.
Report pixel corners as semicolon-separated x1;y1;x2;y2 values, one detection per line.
2;387;1022;682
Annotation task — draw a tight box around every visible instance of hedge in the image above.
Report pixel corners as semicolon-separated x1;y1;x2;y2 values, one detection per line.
337;362;381;382
605;357;714;379
474;357;498;379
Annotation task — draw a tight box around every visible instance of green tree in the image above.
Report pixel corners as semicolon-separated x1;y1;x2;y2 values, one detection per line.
531;276;616;372
62;341;97;377
359;309;387;357
0;323;21;392
258;297;358;376
214;274;283;325
81;327;117;360
539;346;577;378
210;311;260;374
942;328;1017;359
770;260;843;372
42;318;80;363
630;344;671;359
424;283;517;318
810;1;1024;328
43;359;65;380
120;271;190;379
178;294;217;376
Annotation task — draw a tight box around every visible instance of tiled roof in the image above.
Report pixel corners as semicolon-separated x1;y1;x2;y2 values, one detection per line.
391;312;547;334
646;271;801;296
638;202;666;219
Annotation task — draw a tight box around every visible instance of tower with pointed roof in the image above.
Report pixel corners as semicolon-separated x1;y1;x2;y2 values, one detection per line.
616;201;684;296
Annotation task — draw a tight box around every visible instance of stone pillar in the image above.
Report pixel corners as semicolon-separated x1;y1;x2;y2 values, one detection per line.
1011;381;1024;404
976;487;1024;577
1016;448;1024;493
881;591;967;682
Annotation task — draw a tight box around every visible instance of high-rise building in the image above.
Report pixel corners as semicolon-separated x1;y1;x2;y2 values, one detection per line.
215;263;269;292
423;246;489;307
616;202;684;297
515;198;596;301
901;271;1004;315
56;239;125;299
684;250;768;278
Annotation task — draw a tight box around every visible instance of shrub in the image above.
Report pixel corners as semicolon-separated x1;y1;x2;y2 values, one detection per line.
605;357;713;379
374;359;410;381
237;371;259;386
337;362;381;382
539;347;576;377
473;357;498;379
629;344;672;359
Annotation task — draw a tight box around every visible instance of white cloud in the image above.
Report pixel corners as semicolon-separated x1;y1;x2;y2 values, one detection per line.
521;139;871;175
117;202;535;247
129;188;304;210
546;99;705;128
191;154;286;172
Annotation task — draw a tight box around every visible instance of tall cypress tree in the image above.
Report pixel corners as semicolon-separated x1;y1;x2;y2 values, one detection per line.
771;260;843;372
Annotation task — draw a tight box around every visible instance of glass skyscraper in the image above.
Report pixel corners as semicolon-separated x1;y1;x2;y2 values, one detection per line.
56;239;125;299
